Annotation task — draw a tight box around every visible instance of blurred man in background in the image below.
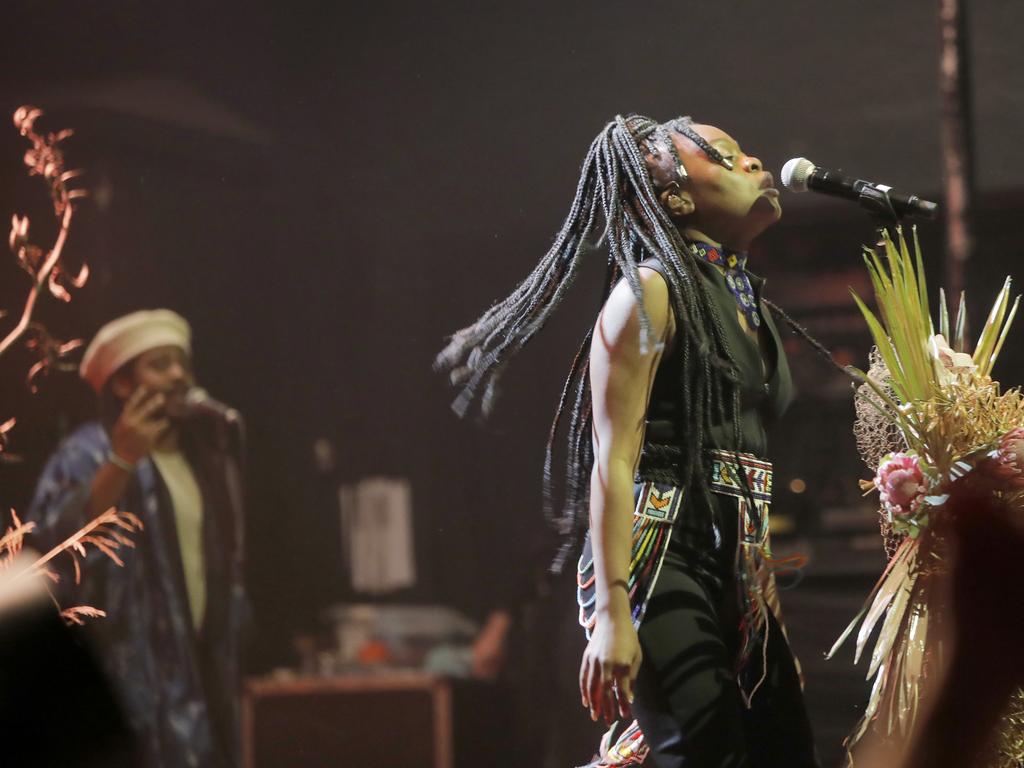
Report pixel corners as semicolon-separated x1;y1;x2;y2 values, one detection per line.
27;309;247;768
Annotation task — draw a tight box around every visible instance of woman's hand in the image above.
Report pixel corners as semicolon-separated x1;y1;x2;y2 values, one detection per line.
579;612;642;725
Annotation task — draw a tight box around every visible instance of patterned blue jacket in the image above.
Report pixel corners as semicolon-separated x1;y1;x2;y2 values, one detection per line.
26;421;247;768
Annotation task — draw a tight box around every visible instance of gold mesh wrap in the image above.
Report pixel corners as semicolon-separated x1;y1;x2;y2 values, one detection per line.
852;348;908;558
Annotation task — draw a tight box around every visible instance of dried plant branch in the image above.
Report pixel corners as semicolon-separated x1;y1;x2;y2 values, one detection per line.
0;106;89;477
0;417;19;464
14;508;144;588
0;105;89;361
24;323;83;393
1;508;143;625
0;106;141;626
60;605;107;626
0;509;34;563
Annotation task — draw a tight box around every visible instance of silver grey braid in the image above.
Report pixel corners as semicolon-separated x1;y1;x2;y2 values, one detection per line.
436;114;744;570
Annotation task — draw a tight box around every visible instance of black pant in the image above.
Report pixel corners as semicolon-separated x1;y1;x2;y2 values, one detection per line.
631;553;818;768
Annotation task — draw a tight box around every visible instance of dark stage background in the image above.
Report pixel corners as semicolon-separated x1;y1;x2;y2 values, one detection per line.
1;2;1023;765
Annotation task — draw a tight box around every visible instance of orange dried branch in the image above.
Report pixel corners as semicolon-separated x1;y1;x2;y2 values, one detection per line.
0;509;34;563
0;417;17;464
24;324;83;393
0;107;124;628
0;106;89;361
61;605;106;626
0;202;75;359
6;508;143;589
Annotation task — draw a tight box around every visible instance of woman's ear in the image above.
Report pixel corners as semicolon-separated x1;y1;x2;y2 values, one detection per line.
659;185;695;220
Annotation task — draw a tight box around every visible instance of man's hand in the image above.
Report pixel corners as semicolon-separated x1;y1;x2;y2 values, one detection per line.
471;609;511;681
110;388;169;465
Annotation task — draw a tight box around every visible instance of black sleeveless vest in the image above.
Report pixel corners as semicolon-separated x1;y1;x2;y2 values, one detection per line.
636;256;794;485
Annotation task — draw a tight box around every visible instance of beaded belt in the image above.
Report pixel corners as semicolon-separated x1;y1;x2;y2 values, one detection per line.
708;448;772;546
576;450;776;767
577;450;773;636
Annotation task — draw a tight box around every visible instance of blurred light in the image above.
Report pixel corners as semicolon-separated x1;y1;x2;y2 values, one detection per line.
770;514;795;534
789;478;807;494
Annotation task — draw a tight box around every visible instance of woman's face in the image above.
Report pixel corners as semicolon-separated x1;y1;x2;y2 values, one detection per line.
665;123;781;248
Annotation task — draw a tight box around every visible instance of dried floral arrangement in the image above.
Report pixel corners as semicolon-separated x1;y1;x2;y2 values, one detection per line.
834;229;1024;766
0;106;141;623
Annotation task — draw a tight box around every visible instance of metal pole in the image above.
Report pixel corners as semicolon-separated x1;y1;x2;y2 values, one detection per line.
937;0;975;303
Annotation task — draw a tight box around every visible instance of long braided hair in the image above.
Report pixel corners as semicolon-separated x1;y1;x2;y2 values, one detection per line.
436;114;747;570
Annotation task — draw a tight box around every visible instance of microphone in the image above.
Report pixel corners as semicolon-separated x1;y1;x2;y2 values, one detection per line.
780;157;938;220
176;388;241;424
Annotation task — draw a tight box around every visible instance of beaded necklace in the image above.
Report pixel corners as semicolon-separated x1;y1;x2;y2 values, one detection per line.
689;240;761;330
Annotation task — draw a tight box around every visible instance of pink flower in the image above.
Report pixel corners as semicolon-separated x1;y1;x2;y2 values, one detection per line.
999;427;1024;465
876;453;928;518
978;427;1024;489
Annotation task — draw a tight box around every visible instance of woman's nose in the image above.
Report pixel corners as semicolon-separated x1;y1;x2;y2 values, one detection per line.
744;156;763;173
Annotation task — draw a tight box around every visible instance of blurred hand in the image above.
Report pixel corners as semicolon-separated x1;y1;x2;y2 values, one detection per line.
110;388;169;464
579;614;641;725
471;609;511;681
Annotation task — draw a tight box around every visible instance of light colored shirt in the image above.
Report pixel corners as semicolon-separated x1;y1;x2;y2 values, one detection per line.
151;449;206;629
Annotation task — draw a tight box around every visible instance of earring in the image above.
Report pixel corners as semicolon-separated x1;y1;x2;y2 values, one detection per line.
668;195;688;215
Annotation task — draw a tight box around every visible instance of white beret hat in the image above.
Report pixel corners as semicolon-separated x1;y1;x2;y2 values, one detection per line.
79;309;192;393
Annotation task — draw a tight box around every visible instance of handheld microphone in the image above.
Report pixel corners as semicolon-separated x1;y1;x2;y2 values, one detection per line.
780;157;938;220
177;388;241;424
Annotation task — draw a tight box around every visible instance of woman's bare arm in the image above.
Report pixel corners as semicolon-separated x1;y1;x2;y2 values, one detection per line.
580;267;672;723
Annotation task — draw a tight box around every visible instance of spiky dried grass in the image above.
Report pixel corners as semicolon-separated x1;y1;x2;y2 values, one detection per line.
0;507;143;623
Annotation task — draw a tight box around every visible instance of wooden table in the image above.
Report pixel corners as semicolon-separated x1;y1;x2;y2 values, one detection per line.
243;671;453;768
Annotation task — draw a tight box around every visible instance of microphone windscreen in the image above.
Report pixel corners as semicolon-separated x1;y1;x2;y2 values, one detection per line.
184;387;210;406
781;157;815;193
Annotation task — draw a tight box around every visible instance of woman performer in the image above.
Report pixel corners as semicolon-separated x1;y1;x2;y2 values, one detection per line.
437;114;818;767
